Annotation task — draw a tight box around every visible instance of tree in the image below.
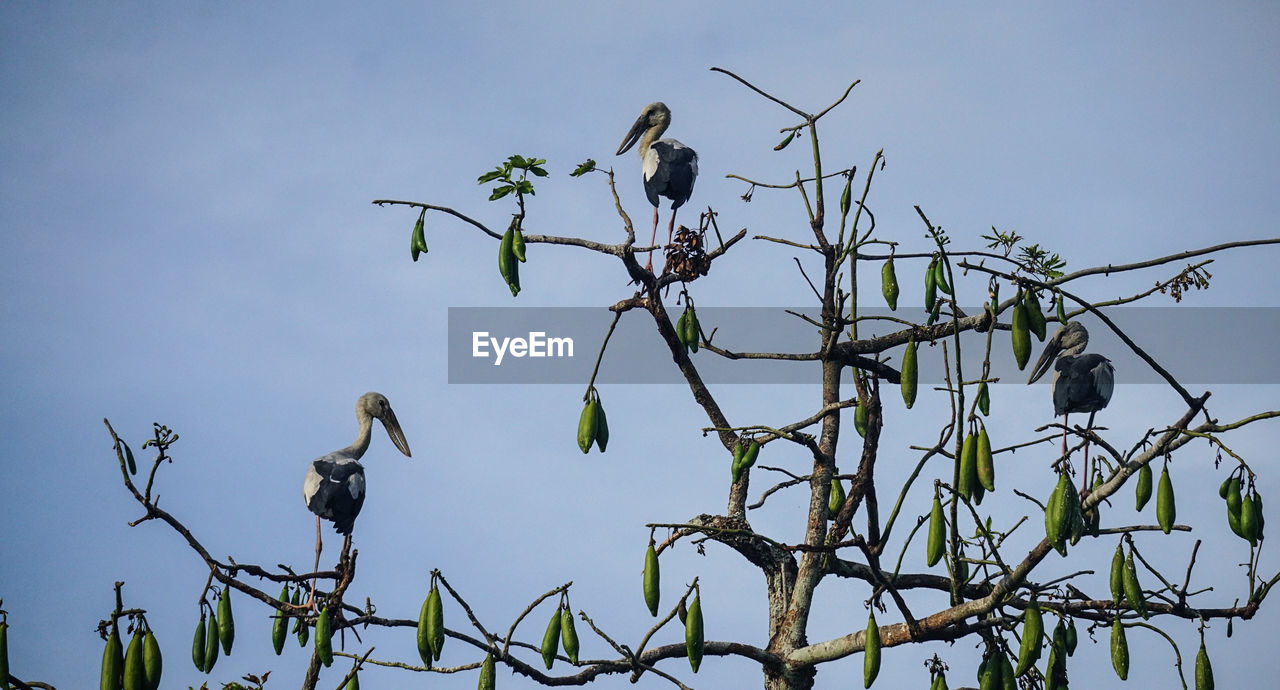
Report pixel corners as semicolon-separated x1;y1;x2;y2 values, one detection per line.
41;70;1278;690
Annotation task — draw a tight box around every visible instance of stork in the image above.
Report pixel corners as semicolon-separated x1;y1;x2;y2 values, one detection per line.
1027;321;1114;487
616;102;698;273
302;392;411;602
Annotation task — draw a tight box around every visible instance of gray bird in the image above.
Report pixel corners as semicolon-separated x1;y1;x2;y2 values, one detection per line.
302;392;411;602
1028;321;1114;478
616;102;698;273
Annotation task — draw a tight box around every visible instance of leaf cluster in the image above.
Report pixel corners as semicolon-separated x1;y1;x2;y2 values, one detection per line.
477;155;548;201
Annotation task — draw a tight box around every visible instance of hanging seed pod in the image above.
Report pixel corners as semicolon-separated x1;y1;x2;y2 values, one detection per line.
925;259;938;312
416;589;435;667
643;542;660;616
1064;480;1086;548
142;629;162;690
315;607;333;668
1024;289;1046;342
560;606;579;665
675;309;691;353
1110;543;1126;604
926;493;946;567
976;381;990;416
123;630;145;690
478;652;496;690
576;398;598;454
292;589;308;648
1196;639;1214;690
593;399;609;453
1055;290;1068;324
497;227;520;296
123;439;137;476
1226;478;1245;538
191;615;206;672
930;671;949;690
976;427;995;492
839;171;852;217
901;338;918;409
1254;491;1266;541
1045;474;1068;554
957;433;977;501
427;585;445;661
217;587;234;655
686;594;705;673
882;257;899;310
1220;476;1232;498
735;440;761;480
775;131;797;152
854;402;869;438
1010;297;1031;370
344;671;360;690
1134;463;1153;512
512;227;527;263
1123;552;1148;619
272;584;289;656
1014;600;1043;676
202;613;219;673
999;651;1015;690
410;209;428;261
863;610;881;688
1065;619;1078;656
1156;464;1176;534
1240;488;1259;546
102;623;124;690
540;605;561;670
1110;618;1129;680
730;442;746;484
828;478;846;518
933;257;952;295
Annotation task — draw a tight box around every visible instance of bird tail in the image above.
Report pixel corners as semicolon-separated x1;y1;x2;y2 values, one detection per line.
330;517;355;535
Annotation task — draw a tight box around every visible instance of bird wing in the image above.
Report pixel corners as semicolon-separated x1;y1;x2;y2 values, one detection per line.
646;140;698;209
304;456;366;534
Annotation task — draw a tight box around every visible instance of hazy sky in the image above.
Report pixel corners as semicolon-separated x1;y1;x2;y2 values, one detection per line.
2;2;1279;688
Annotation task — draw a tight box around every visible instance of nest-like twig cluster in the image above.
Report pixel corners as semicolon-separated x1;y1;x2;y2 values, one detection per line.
663;224;711;282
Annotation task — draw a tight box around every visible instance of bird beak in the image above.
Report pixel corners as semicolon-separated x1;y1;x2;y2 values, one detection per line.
1027;332;1063;384
616;113;647;156
380;408;412;458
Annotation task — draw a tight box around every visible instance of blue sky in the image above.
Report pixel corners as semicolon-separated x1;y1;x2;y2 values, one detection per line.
2;2;1279;688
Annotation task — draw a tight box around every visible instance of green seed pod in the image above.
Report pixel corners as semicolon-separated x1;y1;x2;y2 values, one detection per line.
1110;618;1128;680
427;585;445;661
593;399;609;453
512;227;526;263
1055;290;1068;324
540;605;561;670
730;442;746;484
123;439;137;476
1134;463;1153;512
882;257;899;311
123;630;145;690
410;210;428;261
478;653;496;690
345;671;360;690
560;606;579;665
293;590;309;648
1227;478;1245;538
738;440;761;475
1196;640;1214;690
976;381;990;416
976;427;995;492
1110;543;1126;605
417;590;435;667
829;478;846;518
1240;488;1259;546
775;130;797;152
683;307;700;353
1046;474;1068;554
1220;476;1233;499
191;616;205;673
901;338;918;409
933;257;952;295
1024;288;1046;342
1156;465;1176;534
315;607;333;668
643;542;660;616
272;584;289;656
1015;600;1043;676
1010;298;1031;370
999;651;1015;690
957;433;977;501
1123;552;1148;619
839;172;852;217
1065;619;1078;656
142;629;162;690
217;587;234;655
854;402;869;438
497;228;520;296
1254;491;1266;541
926;494;946;567
686;594;705;673
576;398;597;454
202;613;219;673
1064;480;1085;549
931;672;949;690
863;610;881;688
925;259;938;312
103;623;124;690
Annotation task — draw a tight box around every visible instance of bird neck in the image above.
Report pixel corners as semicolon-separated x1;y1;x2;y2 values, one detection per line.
341;411;374;460
638;123;666;157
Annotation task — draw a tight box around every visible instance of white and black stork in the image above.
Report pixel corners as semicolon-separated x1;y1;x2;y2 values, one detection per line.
302;392;411;598
1028;321;1114;482
616;102;698;272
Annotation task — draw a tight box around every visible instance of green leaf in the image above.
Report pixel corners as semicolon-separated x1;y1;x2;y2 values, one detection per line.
509;154;529;168
516;180;535;195
529;166;549;177
489;185;515;201
571;159;597;176
477;169;506;184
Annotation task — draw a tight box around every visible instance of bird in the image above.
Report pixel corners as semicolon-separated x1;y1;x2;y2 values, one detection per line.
616;102;698;273
1027;321;1114;484
302;392;411;601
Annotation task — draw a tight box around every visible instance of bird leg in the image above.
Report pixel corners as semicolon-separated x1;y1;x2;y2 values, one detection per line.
645;206;660;272
1081;410;1098;494
310;515;322;611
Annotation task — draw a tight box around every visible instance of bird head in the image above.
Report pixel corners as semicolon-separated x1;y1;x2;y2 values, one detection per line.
1027;321;1090;384
358;392;412;458
616;102;671;156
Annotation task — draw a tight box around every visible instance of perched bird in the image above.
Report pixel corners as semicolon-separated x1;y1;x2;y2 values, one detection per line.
616;102;698;273
302;392;411;597
1028;321;1114;480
